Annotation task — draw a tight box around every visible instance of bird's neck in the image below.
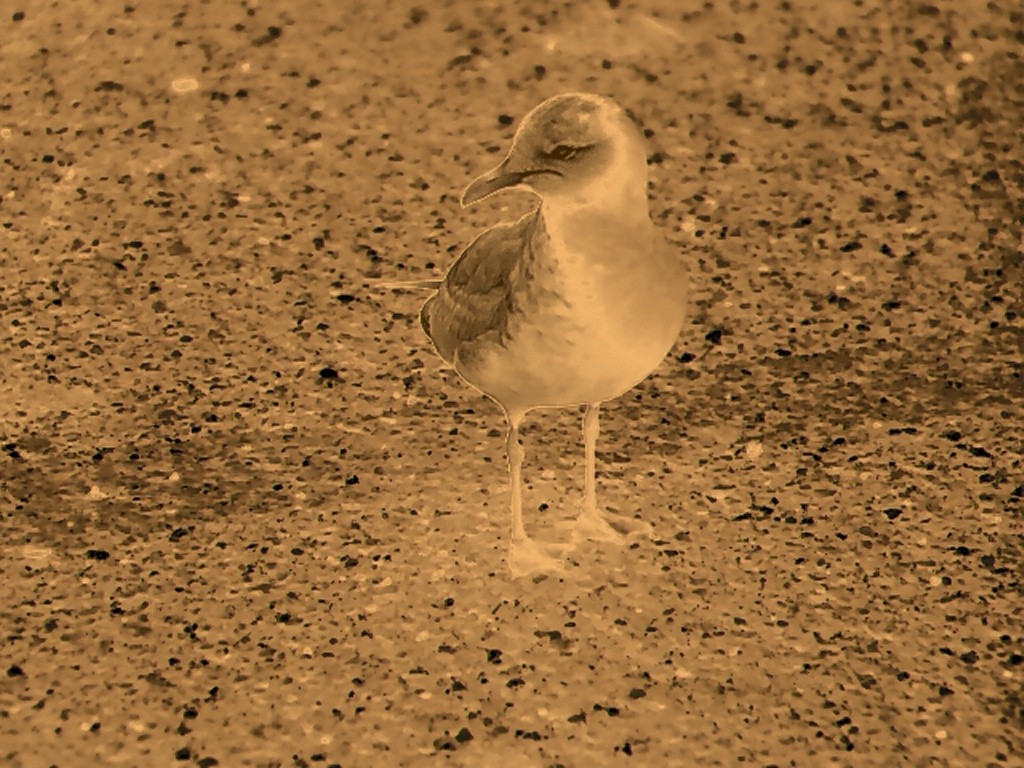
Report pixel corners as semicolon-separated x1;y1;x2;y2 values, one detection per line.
544;183;649;220
534;199;654;280
538;175;652;255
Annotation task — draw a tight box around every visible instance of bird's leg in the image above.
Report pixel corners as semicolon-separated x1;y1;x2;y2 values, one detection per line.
572;404;654;543
571;403;624;543
507;411;527;542
582;402;599;515
505;409;565;577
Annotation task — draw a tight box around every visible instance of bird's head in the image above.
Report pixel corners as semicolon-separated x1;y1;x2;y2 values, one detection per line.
460;92;648;209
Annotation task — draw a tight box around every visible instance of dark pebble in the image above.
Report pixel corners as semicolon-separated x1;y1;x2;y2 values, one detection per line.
254;26;282;46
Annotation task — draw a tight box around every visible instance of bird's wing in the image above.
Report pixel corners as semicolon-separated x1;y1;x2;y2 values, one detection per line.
420;212;537;366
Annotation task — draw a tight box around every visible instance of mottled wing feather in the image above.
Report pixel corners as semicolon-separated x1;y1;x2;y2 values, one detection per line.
421;213;536;366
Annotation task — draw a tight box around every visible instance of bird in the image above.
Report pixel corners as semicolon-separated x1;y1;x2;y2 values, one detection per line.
420;92;687;577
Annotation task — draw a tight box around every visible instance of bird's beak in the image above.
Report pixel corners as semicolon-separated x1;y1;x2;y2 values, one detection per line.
460;161;527;208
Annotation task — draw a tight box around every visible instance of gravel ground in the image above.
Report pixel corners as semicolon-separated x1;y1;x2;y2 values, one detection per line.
1;1;1022;766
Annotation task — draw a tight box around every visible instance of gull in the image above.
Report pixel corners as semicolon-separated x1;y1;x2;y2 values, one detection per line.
420;92;686;577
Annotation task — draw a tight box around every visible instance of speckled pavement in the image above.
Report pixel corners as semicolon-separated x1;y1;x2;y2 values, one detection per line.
1;1;1021;766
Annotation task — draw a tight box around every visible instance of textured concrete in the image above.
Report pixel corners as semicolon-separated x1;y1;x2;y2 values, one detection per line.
1;1;1021;766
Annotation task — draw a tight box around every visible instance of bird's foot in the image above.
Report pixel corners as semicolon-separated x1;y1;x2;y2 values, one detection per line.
611;513;655;539
508;536;569;578
571;510;625;544
570;506;654;544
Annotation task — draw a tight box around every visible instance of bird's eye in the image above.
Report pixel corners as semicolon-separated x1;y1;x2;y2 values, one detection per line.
548;144;582;161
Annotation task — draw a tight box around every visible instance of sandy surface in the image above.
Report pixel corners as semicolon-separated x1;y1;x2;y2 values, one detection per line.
1;0;1022;766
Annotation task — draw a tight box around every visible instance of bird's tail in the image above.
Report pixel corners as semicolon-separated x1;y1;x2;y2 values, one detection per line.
372;277;443;291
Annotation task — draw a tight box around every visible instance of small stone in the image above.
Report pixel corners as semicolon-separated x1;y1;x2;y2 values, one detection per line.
171;77;199;94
